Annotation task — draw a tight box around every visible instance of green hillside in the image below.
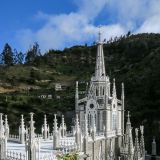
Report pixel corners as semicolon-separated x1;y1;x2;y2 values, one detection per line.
0;33;160;153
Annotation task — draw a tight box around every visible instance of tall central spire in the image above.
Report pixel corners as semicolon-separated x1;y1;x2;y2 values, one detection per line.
95;27;106;79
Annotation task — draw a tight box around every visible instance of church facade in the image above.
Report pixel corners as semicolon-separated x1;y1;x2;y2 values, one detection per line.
75;32;145;160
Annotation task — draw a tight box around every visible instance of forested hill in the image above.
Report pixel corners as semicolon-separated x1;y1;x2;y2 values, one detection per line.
0;33;160;153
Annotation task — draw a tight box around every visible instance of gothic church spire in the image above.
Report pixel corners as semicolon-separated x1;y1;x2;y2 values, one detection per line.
95;27;106;79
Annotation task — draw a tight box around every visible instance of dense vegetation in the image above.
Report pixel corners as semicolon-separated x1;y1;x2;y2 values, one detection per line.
0;33;160;154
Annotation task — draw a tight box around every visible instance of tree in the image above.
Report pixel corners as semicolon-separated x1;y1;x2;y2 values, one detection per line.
1;43;13;66
15;51;24;64
25;42;41;64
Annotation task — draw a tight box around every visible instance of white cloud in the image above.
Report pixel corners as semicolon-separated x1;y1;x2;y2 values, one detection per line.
137;15;160;33
136;0;160;33
107;0;160;33
77;0;108;19
15;0;160;52
16;0;126;52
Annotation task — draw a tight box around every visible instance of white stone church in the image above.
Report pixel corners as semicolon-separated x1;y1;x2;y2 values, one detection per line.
0;32;145;160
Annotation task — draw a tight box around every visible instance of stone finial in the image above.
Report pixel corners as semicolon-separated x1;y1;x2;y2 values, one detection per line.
4;115;9;138
42;114;49;140
135;128;138;137
62;115;64;126
61;115;66;137
0;113;3;124
21;114;24;122
140;125;144;135
30;112;34;122
75;114;82;151
4;115;8;125
140;125;145;156
0;113;7;160
19;114;26;144
121;82;124;100
4;115;8;129
128;128;134;156
152;137;157;156
75;81;79;98
112;78;117;98
53;114;58;132
134;128;141;159
44;114;47;128
127;111;131;124
29;112;35;140
0;113;4;138
75;114;80;131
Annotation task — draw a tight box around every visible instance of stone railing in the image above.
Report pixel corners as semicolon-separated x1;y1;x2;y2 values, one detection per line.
66;131;73;137
40;152;57;160
8;134;20;143
35;134;43;140
5;150;26;160
35;133;53;140
48;133;53;140
59;137;78;154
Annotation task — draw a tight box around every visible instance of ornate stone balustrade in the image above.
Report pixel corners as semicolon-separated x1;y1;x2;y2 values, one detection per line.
5;150;26;160
8;134;20;143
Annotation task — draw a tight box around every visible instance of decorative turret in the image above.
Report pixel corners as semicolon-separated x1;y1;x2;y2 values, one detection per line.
4;115;9;138
112;78;117;98
127;128;134;160
53;114;59;149
75;114;81;151
26;113;40;160
42;115;49;140
29;112;35;141
126;111;131;133
0;113;7;160
152;138;157;156
19;114;26;144
140;125;145;159
75;81;79;112
0;113;5;138
121;83;124;103
121;83;125;135
134;128;140;160
60;115;66;138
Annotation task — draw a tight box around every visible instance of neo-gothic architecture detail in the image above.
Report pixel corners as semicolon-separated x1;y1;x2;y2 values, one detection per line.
0;32;145;160
75;31;145;160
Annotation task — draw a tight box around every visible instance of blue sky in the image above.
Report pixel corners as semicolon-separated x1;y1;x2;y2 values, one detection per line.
0;0;160;53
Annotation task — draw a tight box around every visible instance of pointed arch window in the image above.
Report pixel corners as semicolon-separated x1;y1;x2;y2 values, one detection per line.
112;113;117;130
103;87;105;95
96;87;98;96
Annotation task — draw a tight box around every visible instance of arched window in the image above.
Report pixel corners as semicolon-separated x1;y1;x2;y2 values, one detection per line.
100;86;102;96
95;114;96;126
103;87;105;95
96;87;98;96
112;113;117;130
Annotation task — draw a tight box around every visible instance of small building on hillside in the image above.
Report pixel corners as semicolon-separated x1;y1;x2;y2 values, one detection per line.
55;83;62;91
